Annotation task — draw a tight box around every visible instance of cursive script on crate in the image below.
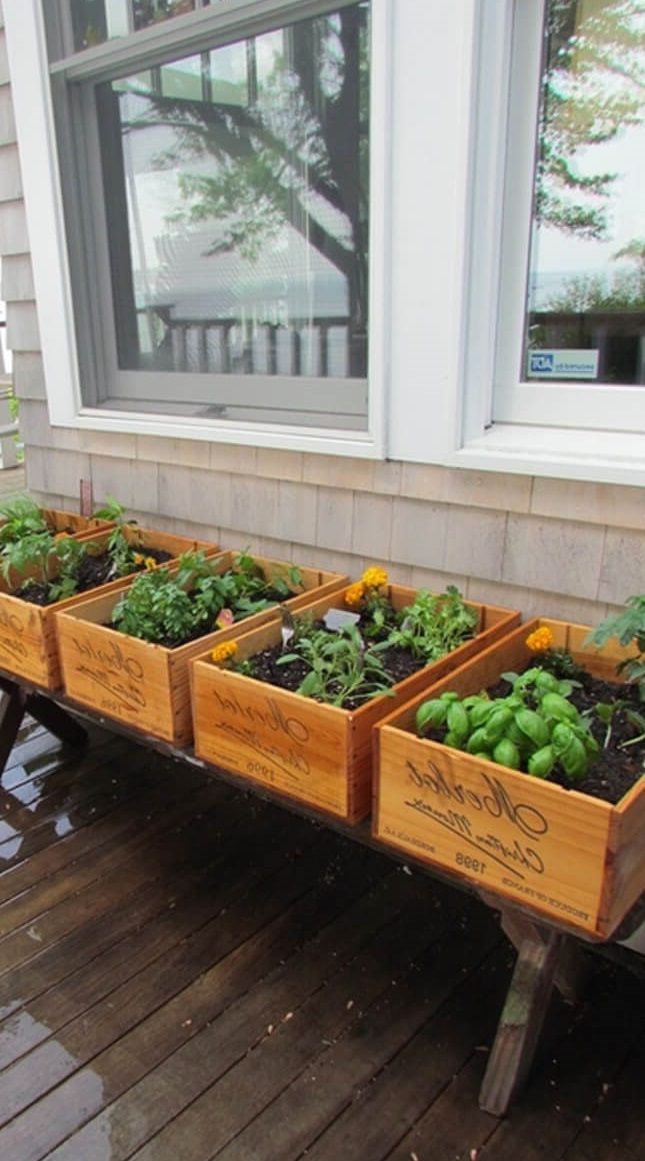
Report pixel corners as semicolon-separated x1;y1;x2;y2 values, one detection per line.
210;687;310;745
207;688;342;811
403;757;552;881
71;634;146;712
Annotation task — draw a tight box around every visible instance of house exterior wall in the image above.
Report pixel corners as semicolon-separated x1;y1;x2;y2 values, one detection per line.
0;6;643;627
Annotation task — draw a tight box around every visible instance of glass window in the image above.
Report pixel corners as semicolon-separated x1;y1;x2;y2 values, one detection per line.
96;7;369;390
525;0;645;387
70;0;203;51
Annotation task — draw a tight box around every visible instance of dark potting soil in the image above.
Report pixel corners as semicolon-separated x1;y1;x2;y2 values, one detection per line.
13;545;173;607
473;668;644;805
244;639;428;711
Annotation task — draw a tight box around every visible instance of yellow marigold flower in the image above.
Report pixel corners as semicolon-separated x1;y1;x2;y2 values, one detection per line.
132;552;145;566
210;640;238;665
362;566;388;590
345;581;365;609
526;626;554;653
144;556;157;571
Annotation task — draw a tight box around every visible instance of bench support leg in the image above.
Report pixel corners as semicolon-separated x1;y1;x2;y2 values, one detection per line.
479;925;564;1116
0;677;88;774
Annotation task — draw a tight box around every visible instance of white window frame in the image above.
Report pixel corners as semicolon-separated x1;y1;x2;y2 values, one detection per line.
6;0;645;482
455;0;645;485
5;0;390;457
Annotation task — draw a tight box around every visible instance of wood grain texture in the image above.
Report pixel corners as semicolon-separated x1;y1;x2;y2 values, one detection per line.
55;554;347;745
191;588;519;823
0;526;219;689
374;618;645;937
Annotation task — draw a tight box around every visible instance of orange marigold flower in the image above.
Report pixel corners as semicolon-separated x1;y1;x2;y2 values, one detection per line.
211;641;238;665
345;581;366;609
362;566;388;590
54;532;69;541
526;626;554;653
132;552;146;566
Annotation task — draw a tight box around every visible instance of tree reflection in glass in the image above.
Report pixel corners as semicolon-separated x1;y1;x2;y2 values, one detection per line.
97;3;370;381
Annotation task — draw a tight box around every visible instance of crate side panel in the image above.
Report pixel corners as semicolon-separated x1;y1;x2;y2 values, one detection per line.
56;614;176;741
602;778;645;938
192;662;351;820
376;725;612;935
0;593;57;686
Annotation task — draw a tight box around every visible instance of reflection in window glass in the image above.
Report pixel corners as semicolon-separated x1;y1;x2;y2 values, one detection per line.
98;3;370;380
71;1;200;51
525;0;645;385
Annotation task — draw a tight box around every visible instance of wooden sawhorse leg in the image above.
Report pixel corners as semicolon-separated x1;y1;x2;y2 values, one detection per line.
478;908;588;1116
0;676;88;774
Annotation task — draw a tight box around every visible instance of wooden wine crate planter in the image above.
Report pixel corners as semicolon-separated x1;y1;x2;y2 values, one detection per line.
0;527;218;690
54;555;348;745
191;586;520;823
374;618;645;939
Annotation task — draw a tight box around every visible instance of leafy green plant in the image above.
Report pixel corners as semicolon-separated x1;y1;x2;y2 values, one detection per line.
0;494;48;548
416;668;599;783
387;586;478;660
110;550;304;646
586;595;645;698
591;701;645;752
277;622;394;707
1;530;87;603
90;496;145;579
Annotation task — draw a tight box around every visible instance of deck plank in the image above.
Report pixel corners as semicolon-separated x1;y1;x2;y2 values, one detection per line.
0;718;641;1161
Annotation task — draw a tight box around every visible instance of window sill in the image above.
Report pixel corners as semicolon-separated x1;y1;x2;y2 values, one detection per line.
62;406;384;460
451;423;645;486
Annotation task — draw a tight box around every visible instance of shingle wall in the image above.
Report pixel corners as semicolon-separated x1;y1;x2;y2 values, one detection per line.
0;9;643;626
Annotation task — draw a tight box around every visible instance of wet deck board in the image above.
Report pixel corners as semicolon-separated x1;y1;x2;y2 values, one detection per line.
0;722;642;1160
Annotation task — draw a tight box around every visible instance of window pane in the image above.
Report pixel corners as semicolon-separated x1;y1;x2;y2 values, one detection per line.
96;3;370;386
71;1;201;51
525;0;645;386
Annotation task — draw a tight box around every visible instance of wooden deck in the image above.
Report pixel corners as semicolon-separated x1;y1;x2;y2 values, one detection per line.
0;717;642;1161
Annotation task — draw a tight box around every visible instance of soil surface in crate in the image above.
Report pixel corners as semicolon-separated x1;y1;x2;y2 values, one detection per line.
239;636;429;711
13;545;173;606
432;667;644;806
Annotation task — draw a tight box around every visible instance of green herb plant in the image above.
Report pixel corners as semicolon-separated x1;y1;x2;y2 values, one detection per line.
1;531;88;603
586;594;645;700
387;585;478;660
277;621;394;707
239;584;478;710
110;550;304;646
90;497;145;579
591;700;645;752
0;494;48;549
416;667;599;783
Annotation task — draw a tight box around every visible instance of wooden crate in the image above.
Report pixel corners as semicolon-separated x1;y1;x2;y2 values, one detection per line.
191;586;520;823
374;618;645;939
0;527;218;689
41;509;114;540
54;554;348;745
